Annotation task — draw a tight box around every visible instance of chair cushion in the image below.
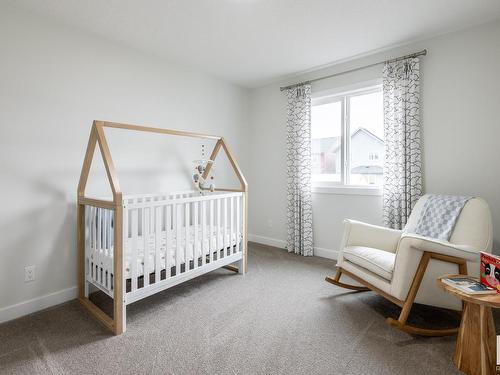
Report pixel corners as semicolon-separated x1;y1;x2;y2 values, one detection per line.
343;246;395;281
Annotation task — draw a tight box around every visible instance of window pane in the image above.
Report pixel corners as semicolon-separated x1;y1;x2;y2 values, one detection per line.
311;101;342;183
349;91;384;186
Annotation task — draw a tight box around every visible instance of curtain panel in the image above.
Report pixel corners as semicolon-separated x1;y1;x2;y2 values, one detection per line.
382;57;423;229
285;84;313;256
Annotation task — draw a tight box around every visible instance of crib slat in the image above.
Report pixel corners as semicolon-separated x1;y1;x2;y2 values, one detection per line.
108;209;113;289
143;207;150;288
92;207;98;282
176;204;182;273
148;206;153;284
155;206;161;283
85;206;89;281
122;206;128;292
185;203;190;272
223;198;228;256
103;210;109;289
101;208;108;259
216;199;221;258
166;205;172;278
162;205;166;232
104;209;111;289
101;209;106;285
150;206;155;282
97;207;101;284
88;206;92;281
90;206;95;281
131;209;138;291
236;197;240;253
97;208;102;284
108;209;112;254
98;207;102;283
110;208;114;260
230;197;234;254
107;210;110;281
209;199;215;262
193;201;199;269
201;201;206;266
97;207;102;283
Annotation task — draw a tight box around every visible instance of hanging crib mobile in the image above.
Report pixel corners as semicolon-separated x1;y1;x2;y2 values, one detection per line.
192;159;215;192
193;144;216;192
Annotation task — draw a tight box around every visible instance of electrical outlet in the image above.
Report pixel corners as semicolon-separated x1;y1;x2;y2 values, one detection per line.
25;265;35;282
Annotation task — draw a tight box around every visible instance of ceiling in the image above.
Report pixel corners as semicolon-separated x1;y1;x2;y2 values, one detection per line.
7;0;500;87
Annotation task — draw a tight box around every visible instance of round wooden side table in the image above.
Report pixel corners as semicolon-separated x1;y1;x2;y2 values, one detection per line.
438;275;500;375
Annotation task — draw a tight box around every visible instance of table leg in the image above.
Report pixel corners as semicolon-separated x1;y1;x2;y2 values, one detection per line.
454;302;496;375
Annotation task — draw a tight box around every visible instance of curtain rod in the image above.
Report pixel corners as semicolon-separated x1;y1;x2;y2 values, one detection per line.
279;49;427;91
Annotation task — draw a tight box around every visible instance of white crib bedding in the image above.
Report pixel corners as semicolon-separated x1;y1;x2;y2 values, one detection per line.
91;225;241;279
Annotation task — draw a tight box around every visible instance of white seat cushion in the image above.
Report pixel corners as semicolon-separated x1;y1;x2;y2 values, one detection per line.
343;246;395;281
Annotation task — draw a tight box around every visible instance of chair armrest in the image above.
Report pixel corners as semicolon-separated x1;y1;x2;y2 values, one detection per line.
343;219;403;253
398;234;479;262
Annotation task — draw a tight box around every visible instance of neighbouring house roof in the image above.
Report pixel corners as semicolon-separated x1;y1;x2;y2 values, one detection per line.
312;127;383;155
332;127;384;153
352;127;384;143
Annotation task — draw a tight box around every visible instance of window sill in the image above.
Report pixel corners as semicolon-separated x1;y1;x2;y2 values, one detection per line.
312;185;382;196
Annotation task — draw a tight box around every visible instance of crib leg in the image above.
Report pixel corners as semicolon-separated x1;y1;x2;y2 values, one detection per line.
238;258;245;275
84;280;90;298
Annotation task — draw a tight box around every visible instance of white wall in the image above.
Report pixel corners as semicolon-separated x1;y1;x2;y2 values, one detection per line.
247;19;500;256
0;5;248;318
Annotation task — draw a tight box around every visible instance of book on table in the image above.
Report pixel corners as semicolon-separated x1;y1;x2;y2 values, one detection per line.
480;252;500;292
441;276;496;295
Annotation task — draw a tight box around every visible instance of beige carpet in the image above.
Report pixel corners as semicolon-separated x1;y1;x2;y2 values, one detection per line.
0;243;488;374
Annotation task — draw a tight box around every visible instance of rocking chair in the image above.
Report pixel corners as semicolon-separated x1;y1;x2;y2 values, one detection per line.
326;195;493;336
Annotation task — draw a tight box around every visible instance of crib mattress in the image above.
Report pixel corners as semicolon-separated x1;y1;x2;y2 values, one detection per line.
90;226;241;279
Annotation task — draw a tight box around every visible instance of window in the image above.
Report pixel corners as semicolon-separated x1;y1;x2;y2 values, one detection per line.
311;100;342;183
311;85;384;190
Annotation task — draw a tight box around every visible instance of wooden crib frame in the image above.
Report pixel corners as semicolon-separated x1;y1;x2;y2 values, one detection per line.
77;120;248;335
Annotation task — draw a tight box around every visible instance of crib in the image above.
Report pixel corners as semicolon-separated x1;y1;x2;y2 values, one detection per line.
77;121;247;335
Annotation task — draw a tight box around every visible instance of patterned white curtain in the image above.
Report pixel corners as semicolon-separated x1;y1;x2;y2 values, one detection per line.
285;84;313;256
382;57;423;229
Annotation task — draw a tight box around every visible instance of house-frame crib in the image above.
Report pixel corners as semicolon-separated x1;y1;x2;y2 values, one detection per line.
77;121;247;335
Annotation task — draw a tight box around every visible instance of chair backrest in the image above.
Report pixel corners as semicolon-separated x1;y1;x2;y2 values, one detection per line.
405;194;493;252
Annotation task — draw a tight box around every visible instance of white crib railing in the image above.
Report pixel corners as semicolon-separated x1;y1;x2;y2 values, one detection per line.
85;205;115;296
84;191;245;308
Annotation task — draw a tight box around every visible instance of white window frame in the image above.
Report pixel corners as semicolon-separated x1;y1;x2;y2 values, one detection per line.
311;82;383;196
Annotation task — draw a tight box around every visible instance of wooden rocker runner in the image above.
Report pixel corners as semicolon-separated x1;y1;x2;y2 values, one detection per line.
325;195;493;337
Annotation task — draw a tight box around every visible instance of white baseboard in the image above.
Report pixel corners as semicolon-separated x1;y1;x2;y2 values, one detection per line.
248;234;286;249
313;246;339;260
0;286;78;323
248;234;338;260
